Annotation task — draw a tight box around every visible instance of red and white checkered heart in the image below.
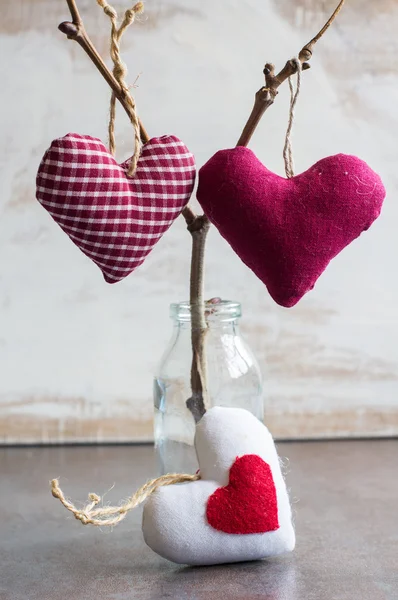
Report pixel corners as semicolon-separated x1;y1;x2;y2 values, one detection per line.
36;133;196;283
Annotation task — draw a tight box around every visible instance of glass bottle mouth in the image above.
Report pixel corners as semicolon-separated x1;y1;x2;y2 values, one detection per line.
170;299;241;323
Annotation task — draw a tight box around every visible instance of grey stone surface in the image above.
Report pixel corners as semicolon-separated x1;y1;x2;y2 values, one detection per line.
1;440;397;599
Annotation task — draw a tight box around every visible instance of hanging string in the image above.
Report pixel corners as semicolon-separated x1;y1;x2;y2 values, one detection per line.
51;471;200;527
97;0;144;177
283;58;302;179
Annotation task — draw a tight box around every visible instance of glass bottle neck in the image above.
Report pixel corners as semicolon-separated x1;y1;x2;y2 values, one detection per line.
170;299;242;332
174;319;239;333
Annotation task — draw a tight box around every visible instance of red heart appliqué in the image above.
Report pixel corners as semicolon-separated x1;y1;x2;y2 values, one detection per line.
206;455;279;535
36;133;196;283
197;149;385;307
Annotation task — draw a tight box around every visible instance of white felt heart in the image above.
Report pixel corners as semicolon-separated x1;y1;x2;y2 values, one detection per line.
142;407;295;565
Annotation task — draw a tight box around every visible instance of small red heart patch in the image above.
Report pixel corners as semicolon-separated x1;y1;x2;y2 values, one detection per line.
206;454;279;535
36;133;196;283
197;149;385;307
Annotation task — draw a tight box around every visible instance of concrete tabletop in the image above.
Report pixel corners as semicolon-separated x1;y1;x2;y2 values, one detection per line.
1;440;397;600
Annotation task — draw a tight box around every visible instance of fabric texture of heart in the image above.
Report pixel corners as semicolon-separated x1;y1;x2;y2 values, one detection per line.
142;407;295;566
197;149;385;307
206;454;279;535
36;133;196;283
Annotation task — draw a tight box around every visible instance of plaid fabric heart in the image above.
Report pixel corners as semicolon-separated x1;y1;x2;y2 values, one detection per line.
36;133;196;283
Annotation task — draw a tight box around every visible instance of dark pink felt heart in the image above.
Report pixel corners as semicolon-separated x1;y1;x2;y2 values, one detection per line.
197;149;385;307
36;133;196;283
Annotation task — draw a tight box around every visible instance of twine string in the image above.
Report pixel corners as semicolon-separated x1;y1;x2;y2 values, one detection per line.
51;472;200;527
283;58;302;179
97;0;144;176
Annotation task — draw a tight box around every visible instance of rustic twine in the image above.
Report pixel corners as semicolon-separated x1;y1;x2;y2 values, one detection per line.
283;58;302;179
97;0;144;176
51;472;200;527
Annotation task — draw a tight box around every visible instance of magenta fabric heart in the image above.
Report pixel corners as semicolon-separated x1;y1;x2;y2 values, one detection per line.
197;148;385;307
36;133;196;283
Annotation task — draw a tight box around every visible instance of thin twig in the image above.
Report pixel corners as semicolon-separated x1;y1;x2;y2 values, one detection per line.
301;0;345;57
66;0;81;24
181;205;197;227
237;0;345;147
60;0;149;143
186;217;211;422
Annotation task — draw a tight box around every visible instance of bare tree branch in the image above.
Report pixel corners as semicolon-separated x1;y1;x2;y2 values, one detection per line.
58;0;346;425
60;0;149;143
237;0;345;147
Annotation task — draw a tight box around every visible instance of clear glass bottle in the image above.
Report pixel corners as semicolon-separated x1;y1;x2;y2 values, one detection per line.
153;300;264;474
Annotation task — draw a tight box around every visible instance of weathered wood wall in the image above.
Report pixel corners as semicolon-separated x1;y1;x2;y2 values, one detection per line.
1;0;397;443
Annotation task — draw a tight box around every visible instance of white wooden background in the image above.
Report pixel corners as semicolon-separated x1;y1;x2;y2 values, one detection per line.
1;0;397;443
